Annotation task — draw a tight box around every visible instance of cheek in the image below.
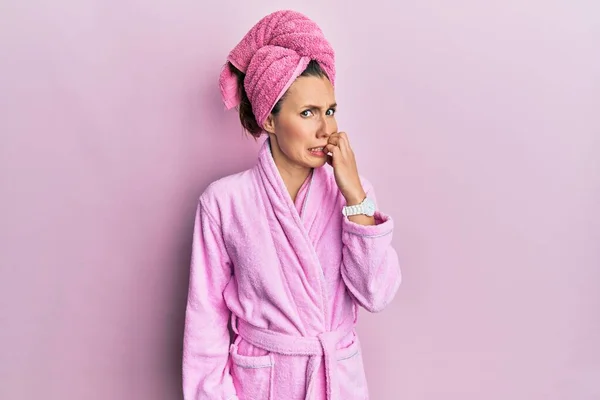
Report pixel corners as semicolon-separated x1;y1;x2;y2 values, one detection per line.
280;118;314;143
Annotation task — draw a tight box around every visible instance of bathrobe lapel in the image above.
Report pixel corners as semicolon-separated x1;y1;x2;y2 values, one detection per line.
255;138;331;333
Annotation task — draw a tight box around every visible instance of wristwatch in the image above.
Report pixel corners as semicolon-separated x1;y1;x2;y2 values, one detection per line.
342;196;376;217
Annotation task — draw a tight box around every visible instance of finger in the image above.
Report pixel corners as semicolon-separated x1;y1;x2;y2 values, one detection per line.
337;131;350;152
327;134;340;147
325;143;340;158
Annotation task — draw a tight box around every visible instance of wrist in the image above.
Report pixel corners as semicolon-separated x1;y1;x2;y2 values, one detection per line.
343;189;366;206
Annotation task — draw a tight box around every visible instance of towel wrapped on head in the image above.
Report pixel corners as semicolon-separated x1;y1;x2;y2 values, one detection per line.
218;10;336;130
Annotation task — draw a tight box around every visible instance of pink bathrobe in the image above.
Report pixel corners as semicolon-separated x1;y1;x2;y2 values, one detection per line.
182;138;401;400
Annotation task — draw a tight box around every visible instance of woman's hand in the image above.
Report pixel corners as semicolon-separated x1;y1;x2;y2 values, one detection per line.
325;132;366;205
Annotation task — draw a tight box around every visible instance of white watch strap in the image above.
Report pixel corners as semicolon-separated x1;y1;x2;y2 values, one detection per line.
343;201;364;216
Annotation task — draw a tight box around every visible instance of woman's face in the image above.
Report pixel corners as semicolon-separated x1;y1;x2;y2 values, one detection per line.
263;75;338;171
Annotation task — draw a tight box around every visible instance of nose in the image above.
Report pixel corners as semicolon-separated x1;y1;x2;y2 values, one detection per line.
316;114;335;139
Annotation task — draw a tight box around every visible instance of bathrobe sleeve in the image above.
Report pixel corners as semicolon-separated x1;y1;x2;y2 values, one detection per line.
182;198;238;400
340;179;402;313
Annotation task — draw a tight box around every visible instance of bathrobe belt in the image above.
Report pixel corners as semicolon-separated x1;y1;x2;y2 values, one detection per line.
231;314;355;400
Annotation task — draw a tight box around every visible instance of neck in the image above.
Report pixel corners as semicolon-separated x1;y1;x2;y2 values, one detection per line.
268;135;312;201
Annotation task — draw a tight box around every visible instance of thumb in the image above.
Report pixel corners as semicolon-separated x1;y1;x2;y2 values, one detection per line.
325;144;336;166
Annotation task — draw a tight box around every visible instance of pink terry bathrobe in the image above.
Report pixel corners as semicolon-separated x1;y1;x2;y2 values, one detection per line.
182;138;402;400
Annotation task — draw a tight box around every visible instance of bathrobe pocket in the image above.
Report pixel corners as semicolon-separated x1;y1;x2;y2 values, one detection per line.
336;333;370;400
230;338;275;400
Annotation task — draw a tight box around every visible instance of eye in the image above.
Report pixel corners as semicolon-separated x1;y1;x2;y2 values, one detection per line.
301;109;313;117
326;108;336;116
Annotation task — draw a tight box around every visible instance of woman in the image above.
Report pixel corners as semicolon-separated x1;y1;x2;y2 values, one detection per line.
182;10;401;400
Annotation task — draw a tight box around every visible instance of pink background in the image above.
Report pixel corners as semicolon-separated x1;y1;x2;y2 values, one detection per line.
1;1;599;399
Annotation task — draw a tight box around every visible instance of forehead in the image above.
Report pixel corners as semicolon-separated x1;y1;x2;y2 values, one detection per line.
283;75;335;107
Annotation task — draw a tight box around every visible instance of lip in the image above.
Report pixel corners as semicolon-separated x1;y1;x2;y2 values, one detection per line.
308;147;327;157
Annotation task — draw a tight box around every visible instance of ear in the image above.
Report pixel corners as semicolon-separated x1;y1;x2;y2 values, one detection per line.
262;114;276;134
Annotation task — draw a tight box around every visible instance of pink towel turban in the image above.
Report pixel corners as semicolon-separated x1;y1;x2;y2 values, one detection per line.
218;10;336;128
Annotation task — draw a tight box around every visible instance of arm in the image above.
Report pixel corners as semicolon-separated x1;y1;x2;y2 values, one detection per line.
182;198;238;400
340;181;402;313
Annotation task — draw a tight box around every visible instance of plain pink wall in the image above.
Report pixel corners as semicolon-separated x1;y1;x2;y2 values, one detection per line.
1;1;598;399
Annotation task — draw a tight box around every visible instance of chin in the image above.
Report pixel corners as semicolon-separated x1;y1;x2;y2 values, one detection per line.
309;159;328;168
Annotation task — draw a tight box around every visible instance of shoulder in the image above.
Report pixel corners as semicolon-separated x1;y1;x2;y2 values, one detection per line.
198;168;256;214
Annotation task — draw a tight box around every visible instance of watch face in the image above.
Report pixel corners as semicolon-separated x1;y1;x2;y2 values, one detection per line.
363;197;376;216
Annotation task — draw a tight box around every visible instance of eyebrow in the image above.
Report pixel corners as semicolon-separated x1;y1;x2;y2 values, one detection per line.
300;103;337;110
